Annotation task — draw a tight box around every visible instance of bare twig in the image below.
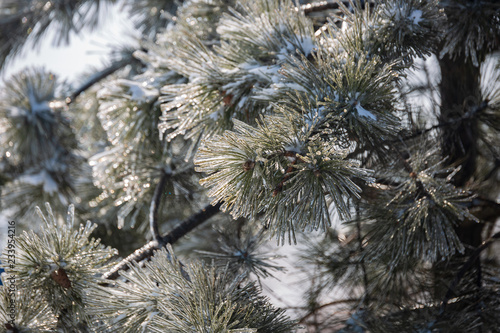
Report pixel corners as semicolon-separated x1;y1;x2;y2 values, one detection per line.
103;202;222;280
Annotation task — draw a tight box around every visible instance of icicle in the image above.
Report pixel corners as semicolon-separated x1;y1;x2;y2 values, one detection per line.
66;204;75;228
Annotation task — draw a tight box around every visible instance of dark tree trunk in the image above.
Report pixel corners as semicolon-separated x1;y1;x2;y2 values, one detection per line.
438;53;481;189
438;52;484;248
434;53;485;302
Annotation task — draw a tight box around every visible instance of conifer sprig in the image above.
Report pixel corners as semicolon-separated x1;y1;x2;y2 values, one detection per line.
277;49;401;153
195;115;372;243
0;0;498;331
1;204;118;331
197;224;285;279
89;246;295;332
0;276;57;333
439;0;500;66
327;0;443;62
90;65;199;231
0;68;83;220
159;0;316;146
362;148;477;264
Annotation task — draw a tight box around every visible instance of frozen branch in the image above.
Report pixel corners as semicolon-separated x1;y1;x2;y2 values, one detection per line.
356;212;369;304
103;202;222;280
440;231;500;311
300;1;341;14
149;171;169;246
398;100;489;142
300;1;374;15
297;299;360;324
66;54;134;104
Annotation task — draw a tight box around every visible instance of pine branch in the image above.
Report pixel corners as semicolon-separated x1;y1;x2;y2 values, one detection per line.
484;157;500;181
149;171;169;246
383;100;490;145
297;299;360;324
462;197;500;223
102;202;222;280
356;213;369;304
390;143;434;202
300;1;374;15
300;1;341;14
440;231;500;311
66;54;134;104
400;100;489;142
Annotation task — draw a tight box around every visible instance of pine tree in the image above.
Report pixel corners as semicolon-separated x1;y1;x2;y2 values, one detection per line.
1;0;499;332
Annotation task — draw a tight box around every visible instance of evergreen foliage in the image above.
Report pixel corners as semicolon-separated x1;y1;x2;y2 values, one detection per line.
88;245;294;332
1;0;499;332
0;68;83;220
2;204;117;331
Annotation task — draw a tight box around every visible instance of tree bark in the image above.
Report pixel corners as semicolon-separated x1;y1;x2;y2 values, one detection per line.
438;53;481;189
435;52;485;302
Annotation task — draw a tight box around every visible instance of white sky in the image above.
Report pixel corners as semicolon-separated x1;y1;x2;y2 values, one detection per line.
1;2;140;84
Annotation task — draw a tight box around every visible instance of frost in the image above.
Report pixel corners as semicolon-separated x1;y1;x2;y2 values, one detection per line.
27;86;51;114
7;106;27;117
243;63;282;84
209;105;224;121
112;313;127;324
409;9;423;25
19;170;59;194
276;82;307;93
258;82;307;100
304;106;326;129
297;35;315;56
277;35;316;60
237;96;248;109
107;79;159;103
284;138;303;154
126;81;158;102
147;311;159;320
349;92;376;120
355;103;376;120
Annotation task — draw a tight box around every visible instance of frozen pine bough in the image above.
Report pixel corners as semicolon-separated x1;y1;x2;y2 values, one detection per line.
1;0;500;332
